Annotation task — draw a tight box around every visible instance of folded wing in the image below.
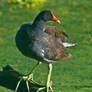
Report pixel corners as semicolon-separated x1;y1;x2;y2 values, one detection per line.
45;26;75;48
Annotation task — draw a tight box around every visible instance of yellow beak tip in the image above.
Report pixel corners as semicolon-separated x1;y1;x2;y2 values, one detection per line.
57;20;61;24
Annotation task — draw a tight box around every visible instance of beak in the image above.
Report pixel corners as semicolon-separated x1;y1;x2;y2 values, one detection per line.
57;20;61;24
50;11;61;24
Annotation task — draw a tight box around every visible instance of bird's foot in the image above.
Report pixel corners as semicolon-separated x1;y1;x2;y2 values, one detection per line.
37;87;46;92
15;74;33;92
46;81;53;92
37;86;53;92
28;73;34;80
37;81;53;92
47;86;53;92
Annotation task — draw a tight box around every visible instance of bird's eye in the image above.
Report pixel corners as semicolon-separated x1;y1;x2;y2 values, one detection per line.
49;14;51;17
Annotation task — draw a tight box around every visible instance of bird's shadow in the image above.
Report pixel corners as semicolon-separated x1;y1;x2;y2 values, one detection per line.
0;65;52;92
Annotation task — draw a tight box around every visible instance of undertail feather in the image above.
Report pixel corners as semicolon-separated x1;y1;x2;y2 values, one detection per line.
62;42;75;48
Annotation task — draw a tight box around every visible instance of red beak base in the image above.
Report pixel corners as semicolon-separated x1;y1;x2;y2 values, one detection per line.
50;11;61;23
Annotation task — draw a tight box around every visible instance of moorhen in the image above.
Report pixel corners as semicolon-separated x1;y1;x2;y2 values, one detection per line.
15;10;74;92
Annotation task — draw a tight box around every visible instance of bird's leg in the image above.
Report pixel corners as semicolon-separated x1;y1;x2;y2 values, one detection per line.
37;63;53;92
15;62;42;92
46;63;53;92
28;62;42;80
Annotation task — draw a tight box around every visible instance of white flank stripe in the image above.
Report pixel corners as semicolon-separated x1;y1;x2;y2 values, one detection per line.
63;42;75;47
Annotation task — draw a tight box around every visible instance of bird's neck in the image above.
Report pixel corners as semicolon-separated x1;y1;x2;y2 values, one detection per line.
32;18;46;31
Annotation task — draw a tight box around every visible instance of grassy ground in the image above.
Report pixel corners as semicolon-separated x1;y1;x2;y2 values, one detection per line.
0;0;92;92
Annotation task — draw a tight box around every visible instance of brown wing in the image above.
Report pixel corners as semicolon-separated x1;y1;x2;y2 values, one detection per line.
41;33;72;62
45;26;68;42
44;42;72;61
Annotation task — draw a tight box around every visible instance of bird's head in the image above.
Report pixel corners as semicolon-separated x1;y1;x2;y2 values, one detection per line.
36;10;61;24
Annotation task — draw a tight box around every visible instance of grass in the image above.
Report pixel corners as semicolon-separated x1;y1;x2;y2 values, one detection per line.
0;0;92;92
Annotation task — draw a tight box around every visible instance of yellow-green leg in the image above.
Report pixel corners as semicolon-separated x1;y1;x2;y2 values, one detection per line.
37;63;53;92
46;63;53;92
28;62;42;80
15;62;42;92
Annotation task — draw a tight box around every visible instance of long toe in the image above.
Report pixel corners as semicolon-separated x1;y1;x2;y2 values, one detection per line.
37;87;46;92
15;76;29;92
26;80;30;92
15;78;23;92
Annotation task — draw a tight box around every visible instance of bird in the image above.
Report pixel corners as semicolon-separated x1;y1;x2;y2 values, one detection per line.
15;10;75;92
